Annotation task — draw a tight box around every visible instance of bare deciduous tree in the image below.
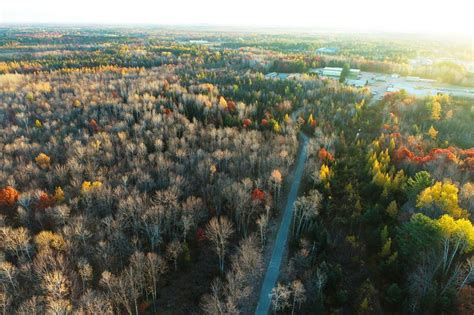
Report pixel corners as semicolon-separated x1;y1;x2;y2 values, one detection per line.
144;252;168;313
256;213;269;245
290;280;306;315
206;217;234;272
78;290;113;314
166;240;183;271
202;235;262;314
77;258;93;293
16;295;44;315
201;278;238;315
271;283;291;314
293;189;322;238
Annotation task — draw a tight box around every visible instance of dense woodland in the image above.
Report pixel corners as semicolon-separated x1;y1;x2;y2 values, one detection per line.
0;27;472;314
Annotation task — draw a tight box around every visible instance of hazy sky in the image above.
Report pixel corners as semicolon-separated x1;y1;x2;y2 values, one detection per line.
1;0;472;35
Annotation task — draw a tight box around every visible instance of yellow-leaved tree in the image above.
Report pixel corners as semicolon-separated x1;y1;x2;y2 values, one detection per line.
35;153;51;169
437;215;474;253
416;181;468;219
320;164;331;184
35;230;67;251
54;186;65;203
218;96;227;110
431;101;441;120
81;181;102;193
428;125;438;139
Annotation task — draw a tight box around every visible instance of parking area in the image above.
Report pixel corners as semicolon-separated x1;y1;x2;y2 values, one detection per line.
358;71;474;99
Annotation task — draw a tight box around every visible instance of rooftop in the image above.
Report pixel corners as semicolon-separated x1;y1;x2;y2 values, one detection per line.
316;47;339;54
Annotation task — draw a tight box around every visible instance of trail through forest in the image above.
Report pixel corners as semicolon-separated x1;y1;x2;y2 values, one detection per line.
255;133;309;315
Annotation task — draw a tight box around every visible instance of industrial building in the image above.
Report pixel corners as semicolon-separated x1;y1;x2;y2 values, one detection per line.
349;69;361;77
322;67;343;77
319;67;361;79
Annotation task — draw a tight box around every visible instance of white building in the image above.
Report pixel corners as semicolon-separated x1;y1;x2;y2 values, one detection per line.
349;69;361;77
320;67;341;77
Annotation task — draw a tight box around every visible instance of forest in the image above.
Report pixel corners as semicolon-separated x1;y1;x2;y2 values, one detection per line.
0;27;472;314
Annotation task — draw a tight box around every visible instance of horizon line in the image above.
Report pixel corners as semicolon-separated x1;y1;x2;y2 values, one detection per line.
0;22;472;37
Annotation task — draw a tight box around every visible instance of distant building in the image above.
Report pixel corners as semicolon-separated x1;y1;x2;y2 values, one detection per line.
324;67;343;71
419;78;437;83
286;73;303;80
346;79;366;88
323;71;341;77
322;67;343;77
189;40;209;44
265;72;278;79
348;69;361;78
264;72;302;80
316;47;339;54
405;76;436;83
319;67;361;79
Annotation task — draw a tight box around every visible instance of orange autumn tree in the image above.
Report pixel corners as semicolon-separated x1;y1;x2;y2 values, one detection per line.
88;119;100;133
251;188;266;202
36;192;56;210
396;146;458;164
243;119;251;128
0;186;20;208
318;148;334;163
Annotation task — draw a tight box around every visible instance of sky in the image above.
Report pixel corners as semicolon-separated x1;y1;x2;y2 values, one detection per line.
0;0;472;35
